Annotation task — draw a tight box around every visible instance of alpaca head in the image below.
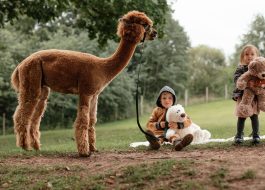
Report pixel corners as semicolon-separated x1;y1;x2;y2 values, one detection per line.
117;10;157;43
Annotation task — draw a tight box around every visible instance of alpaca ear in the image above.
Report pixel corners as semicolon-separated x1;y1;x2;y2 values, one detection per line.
119;18;129;23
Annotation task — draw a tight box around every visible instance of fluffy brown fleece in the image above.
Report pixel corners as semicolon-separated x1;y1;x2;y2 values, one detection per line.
11;11;157;157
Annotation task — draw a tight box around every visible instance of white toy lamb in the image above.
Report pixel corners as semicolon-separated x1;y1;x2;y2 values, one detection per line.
166;104;211;144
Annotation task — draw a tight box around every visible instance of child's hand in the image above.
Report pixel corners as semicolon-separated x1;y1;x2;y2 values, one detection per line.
160;121;166;128
168;122;178;129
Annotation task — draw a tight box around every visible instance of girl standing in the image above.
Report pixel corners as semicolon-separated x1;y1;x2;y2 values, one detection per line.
232;44;260;144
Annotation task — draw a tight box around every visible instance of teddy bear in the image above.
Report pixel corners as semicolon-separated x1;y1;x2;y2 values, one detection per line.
236;57;265;117
165;104;211;144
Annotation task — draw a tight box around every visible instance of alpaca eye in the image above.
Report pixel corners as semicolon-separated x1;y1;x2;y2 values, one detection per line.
142;24;150;31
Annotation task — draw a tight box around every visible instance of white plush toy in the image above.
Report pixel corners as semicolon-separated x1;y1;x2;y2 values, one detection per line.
165;104;211;144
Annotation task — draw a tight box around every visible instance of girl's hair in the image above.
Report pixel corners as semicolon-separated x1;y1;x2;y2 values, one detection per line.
240;44;260;64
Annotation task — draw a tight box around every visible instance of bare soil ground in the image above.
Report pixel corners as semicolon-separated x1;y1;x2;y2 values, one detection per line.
2;144;265;189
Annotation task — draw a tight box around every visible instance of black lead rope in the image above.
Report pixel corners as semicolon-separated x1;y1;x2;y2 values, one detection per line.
135;42;159;141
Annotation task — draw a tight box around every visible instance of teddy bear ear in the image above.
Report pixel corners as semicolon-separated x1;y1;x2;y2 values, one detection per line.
248;60;257;74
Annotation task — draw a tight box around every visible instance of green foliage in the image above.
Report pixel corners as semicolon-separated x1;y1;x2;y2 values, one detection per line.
138;13;190;100
98;70;135;122
240;14;265;56
187;45;227;96
0;0;69;26
0;0;170;47
231;14;265;66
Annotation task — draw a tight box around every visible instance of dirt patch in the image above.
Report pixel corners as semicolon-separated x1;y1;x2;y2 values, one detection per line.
2;144;265;189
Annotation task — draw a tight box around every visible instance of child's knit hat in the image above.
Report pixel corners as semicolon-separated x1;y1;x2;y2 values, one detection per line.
156;86;176;107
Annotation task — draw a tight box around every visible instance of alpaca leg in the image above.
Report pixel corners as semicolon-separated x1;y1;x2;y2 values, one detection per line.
13;95;39;150
238;89;255;117
88;95;98;152
74;95;92;157
13;60;42;150
29;86;50;150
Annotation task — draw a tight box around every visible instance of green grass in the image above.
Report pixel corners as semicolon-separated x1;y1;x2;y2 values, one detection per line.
1;99;264;189
0;159;202;190
1;99;265;155
241;169;256;179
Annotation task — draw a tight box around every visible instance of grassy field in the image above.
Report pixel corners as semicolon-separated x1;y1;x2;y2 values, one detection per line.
1;99;265;189
1;99;265;155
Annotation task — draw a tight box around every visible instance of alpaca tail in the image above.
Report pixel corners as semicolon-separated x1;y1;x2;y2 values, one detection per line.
11;67;19;92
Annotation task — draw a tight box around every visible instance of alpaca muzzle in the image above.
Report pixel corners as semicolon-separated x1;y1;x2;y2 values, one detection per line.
150;28;158;38
146;27;157;40
141;25;157;42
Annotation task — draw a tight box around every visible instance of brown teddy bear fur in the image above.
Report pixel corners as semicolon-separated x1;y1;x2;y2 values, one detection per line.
11;11;157;157
237;57;265;117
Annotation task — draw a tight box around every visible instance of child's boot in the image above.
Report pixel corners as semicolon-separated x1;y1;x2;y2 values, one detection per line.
252;126;260;144
234;118;244;144
251;114;260;144
234;132;244;144
252;135;260;144
174;134;193;151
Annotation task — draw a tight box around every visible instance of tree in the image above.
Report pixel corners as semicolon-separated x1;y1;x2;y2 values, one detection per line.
0;0;170;47
231;14;265;66
187;45;227;96
135;13;190;101
241;14;265;56
98;69;135;122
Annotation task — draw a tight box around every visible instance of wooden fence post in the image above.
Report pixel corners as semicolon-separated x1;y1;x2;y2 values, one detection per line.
184;89;188;107
225;84;228;99
205;87;208;103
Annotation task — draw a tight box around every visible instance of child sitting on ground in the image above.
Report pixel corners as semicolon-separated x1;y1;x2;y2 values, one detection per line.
145;85;193;151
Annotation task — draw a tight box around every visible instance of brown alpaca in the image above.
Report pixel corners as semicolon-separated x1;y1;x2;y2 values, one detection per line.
11;11;157;156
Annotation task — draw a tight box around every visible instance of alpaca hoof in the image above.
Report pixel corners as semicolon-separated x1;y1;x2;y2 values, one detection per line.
89;146;97;152
22;146;32;151
91;149;98;152
19;141;31;151
32;145;41;151
79;152;91;157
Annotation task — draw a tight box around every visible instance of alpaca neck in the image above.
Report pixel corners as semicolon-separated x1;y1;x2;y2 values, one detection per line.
105;38;138;79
